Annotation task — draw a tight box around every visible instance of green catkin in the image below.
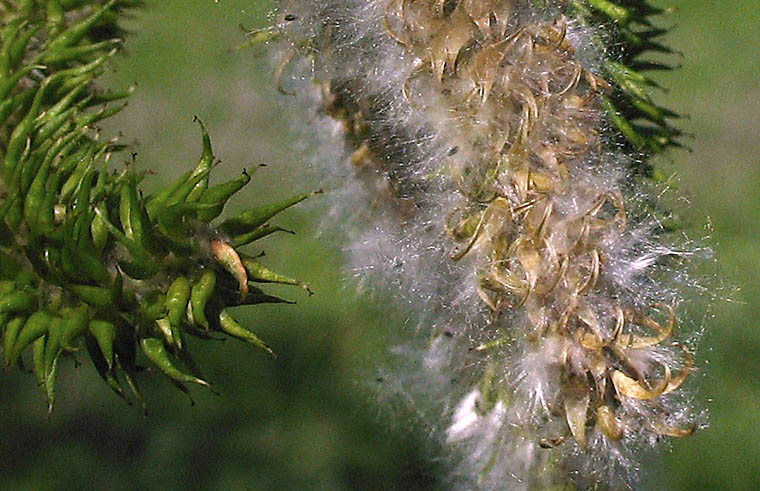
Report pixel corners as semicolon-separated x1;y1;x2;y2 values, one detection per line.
0;1;313;410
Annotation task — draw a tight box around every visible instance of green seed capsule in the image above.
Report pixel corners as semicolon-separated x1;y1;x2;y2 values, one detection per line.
114;349;148;414
196;168;251;222
3;316;26;365
139;337;210;388
85;333;127;402
56;49;114;80
241;256;312;295
41;38;122;65
145;169;193;218
8;24;40;71
60;305;89;351
155;317;176;349
68;284;114;307
190;270;216;330
0;19;24;77
91;208;110;255
92;207;158;279
61;213;112;285
140;291;166;322
33;335;47;389
37;171;63;237
185;117;214;203
218;310;274;356
72;101;126;129
59;142;97;202
44;352;60;412
602;96;646;148
3;76;55;180
0;64;43;102
47;0;117;52
24;149;53;234
14;270;38;290
44;316;63;375
34;80;89;139
155;201;214;235
19;139;53;198
238;290;293;307
230;224;293;248
10;310;53;366
166;276;191;328
0;86;34;127
89;319;116;370
0;281;15;297
220;190;319;236
630;96;678;126
45;0;65;36
119;175;137;240
0;291;38;314
165;166;213;210
604;60;662;89
585;0;633;25
90;85;136;105
119;173;164;256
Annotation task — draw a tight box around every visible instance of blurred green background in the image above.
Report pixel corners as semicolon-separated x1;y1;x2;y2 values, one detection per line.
1;1;758;489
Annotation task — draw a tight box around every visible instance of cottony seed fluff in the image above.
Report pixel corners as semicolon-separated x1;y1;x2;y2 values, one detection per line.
269;1;706;488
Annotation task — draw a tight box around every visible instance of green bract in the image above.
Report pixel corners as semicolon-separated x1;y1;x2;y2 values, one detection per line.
0;0;311;412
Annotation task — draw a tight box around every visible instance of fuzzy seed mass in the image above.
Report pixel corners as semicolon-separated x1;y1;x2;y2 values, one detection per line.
270;0;705;488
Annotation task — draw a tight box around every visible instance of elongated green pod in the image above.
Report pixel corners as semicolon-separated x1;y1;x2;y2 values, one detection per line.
44;316;63;374
60;305;89;351
139;291;166;322
33;335;47;389
10;310;54;366
196;168;252;222
85;332;127;402
0;291;38;315
218;310;273;357
139;337;210;388
0;64;43;102
47;0;117;52
144;169;193;218
241;255;311;295
0;280;16;296
165;276;191;328
155;317;177;349
41;38;123;65
186;117;214;203
68;284;114;307
3;76;57;180
45;0;66;36
0;19;25;77
3;316;26;365
89;319;117;369
220;190;318;235
230;224;293;248
190;270;216;330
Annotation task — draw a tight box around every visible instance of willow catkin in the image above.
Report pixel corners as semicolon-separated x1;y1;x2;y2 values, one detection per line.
270;1;706;488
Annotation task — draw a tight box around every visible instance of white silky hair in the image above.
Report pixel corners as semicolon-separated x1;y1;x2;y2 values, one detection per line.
270;1;709;488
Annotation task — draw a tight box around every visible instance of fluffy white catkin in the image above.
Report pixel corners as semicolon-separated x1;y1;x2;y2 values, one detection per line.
267;1;707;488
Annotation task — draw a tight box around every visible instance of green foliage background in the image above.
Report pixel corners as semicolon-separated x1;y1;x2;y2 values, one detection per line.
1;1;757;489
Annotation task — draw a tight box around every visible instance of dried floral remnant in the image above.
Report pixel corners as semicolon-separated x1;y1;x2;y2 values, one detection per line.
271;0;704;488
